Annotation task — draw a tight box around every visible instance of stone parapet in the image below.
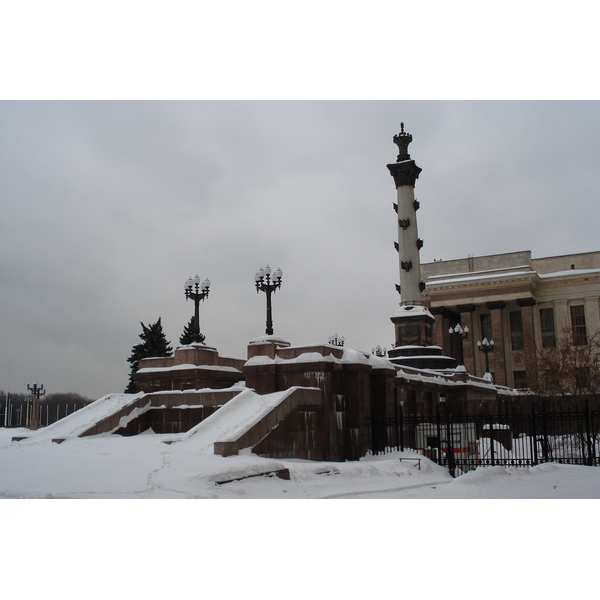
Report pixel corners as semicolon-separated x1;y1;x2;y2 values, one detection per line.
214;386;321;457
134;344;245;393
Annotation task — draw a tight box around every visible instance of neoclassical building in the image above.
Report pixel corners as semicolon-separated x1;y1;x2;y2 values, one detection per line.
421;250;600;388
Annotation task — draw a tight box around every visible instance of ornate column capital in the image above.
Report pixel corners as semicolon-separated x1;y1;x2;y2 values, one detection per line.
487;301;506;311
387;160;422;188
516;297;537;307
387;123;422;188
457;304;477;313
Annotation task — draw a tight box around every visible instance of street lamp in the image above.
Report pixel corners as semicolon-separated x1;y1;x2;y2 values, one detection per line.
255;265;282;335
477;337;494;374
449;323;469;366
184;274;210;343
329;333;345;347
26;380;45;430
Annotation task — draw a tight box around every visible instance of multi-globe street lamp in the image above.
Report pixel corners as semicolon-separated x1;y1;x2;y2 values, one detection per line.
449;323;469;366
477;337;495;374
184;275;211;344
255;265;282;335
26;380;45;430
329;333;345;347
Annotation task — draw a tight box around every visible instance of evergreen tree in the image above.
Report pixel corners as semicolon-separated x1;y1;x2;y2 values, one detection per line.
179;316;205;345
125;318;173;393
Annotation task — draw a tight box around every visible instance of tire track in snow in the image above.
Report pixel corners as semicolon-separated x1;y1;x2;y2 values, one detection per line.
318;480;451;499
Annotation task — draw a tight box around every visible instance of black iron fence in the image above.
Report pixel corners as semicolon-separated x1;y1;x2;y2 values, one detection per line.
369;402;600;477
0;399;85;428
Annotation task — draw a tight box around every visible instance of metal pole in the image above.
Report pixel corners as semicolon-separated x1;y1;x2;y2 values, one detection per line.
531;406;538;465
394;392;400;451
541;403;550;462
585;400;594;466
489;417;495;466
398;401;405;452
445;404;456;477
436;404;442;465
265;288;273;335
193;297;201;342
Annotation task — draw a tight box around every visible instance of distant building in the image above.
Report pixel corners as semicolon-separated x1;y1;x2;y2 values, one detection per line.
421;250;600;388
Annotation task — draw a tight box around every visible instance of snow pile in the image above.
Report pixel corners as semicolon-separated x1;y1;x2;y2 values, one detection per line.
12;393;146;442
411;463;600;499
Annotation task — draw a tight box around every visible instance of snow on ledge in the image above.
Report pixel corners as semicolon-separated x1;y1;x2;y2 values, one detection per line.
137;363;241;374
248;335;291;346
391;304;434;319
245;347;377;368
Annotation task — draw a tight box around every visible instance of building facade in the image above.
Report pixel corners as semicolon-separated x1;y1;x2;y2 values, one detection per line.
421;250;600;388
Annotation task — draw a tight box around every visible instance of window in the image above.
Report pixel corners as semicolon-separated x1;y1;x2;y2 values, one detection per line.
570;305;587;345
513;370;527;388
509;310;524;351
539;307;556;348
480;313;492;343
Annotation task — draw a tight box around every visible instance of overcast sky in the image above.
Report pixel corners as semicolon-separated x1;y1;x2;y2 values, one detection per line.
2;101;599;398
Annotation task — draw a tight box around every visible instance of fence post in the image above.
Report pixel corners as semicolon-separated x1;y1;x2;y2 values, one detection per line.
585;400;595;467
445;405;456;478
398;402;404;452
531;406;538;465
436;405;442;466
393;393;399;451
541;403;550;462
489;416;495;466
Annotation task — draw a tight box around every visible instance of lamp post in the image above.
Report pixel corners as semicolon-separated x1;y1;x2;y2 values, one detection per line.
329;334;345;347
26;380;45;430
477;337;494;374
184;275;210;343
448;323;469;366
255;265;282;335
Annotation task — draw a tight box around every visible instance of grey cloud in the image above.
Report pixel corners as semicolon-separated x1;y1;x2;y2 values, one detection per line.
1;101;599;398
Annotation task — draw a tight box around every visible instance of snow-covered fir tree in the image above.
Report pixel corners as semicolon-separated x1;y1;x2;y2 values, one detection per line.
125;318;173;393
179;316;205;345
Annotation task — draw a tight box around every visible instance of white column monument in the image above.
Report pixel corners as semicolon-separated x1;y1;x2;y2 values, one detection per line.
386;124;455;370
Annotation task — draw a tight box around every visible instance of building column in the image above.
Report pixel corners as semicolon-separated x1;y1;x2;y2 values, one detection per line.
430;307;451;354
432;311;446;350
584;296;600;340
517;298;538;389
458;304;476;375
553;299;569;339
487;301;507;386
387;124;423;306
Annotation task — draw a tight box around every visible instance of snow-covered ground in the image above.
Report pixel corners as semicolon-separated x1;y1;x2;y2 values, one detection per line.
2;424;600;499
3;424;597;599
